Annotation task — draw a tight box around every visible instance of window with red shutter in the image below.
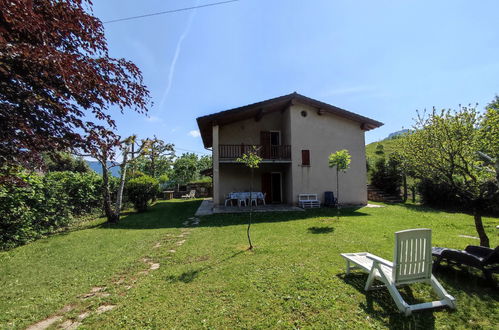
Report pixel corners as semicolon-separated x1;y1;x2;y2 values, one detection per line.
302;150;310;166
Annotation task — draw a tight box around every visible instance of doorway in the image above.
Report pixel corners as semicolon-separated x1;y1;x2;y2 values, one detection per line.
262;172;282;204
270;172;282;203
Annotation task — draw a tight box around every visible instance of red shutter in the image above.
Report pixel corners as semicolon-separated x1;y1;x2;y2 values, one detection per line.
302;150;310;166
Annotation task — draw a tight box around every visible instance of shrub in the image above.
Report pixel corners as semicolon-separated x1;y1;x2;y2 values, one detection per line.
370;155;403;195
44;171;102;215
126;175;160;212
0;171;72;250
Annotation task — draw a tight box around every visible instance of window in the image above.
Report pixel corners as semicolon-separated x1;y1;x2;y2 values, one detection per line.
301;150;310;166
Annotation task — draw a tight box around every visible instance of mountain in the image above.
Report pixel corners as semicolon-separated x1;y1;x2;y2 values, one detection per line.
365;130;409;160
87;161;120;177
387;129;410;139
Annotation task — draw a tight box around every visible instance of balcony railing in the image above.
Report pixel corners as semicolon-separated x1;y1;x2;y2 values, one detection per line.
219;144;291;161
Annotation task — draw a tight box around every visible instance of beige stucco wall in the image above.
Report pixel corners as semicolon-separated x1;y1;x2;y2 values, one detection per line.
211;103;368;206
219;111;285;145
218;163;291;204
212;125;220;206
288;104;367;205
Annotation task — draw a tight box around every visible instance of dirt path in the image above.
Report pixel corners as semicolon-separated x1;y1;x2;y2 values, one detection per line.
26;216;201;329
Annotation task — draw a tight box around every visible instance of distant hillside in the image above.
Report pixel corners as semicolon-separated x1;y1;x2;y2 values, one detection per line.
87;161;120;177
366;130;409;161
387;129;409;139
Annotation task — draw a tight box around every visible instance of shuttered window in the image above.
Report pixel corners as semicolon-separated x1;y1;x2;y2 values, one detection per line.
301;150;310;166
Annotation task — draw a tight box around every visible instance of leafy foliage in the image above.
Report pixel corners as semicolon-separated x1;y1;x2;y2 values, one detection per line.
0;169;109;249
400;106;498;246
481;96;499;159
125;175;160;212
236;146;263;169
44;171;102;214
328;149;351;172
328;149;351;208
171;153;212;185
370;153;403;195
43;152;90;173
236;146;262;250
0;0;150;175
136;136;175;178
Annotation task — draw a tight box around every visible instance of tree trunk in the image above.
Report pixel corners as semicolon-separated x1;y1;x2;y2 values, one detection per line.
336;168;340;220
247;168;253;250
101;159;119;223
114;145;129;216
473;208;490;247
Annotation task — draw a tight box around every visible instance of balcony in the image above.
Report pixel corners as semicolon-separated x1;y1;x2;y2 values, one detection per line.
219;144;291;161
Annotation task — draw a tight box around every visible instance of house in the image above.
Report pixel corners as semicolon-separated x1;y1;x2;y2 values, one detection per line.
196;92;383;207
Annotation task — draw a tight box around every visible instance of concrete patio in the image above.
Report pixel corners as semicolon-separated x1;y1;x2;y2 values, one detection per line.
195;198;304;216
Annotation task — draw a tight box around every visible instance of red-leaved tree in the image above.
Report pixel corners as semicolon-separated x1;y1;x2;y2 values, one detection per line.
0;0;150;176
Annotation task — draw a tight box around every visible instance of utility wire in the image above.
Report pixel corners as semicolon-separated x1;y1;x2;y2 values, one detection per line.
103;0;239;24
175;147;211;155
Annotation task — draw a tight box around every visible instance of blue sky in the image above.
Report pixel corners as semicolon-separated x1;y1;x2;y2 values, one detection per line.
92;0;499;155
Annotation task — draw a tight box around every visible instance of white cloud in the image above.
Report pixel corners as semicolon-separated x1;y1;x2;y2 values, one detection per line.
189;130;201;138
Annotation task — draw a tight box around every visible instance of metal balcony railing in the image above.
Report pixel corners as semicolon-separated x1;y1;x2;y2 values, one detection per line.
219;144;291;160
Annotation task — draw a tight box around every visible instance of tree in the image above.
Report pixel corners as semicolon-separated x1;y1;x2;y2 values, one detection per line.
328;149;351;208
401;106;497;247
139;136;175;178
171;153;199;185
42;152;90;173
480;96;499;180
0;0;150;177
82;135;147;223
236;146;262;250
198;155;213;173
375;144;385;155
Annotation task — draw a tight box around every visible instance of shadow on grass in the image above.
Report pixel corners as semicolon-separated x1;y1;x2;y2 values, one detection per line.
432;263;498;291
307;226;335;234
165;250;245;284
338;273;437;329
99;200;370;230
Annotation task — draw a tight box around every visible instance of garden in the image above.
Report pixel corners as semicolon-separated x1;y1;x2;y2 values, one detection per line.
1;200;497;329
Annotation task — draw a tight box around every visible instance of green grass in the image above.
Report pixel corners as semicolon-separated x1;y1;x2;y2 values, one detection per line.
1;201;498;329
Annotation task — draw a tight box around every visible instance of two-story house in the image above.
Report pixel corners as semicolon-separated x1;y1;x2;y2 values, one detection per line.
196;92;383;207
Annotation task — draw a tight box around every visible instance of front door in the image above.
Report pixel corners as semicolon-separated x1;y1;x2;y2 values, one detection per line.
261;172;282;204
271;172;282;203
261;173;272;204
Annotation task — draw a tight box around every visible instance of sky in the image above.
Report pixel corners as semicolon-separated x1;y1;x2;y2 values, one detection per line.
92;0;499;156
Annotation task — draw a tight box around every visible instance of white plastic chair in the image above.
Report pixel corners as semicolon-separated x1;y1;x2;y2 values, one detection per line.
224;194;233;207
238;198;246;207
249;193;258;206
341;229;456;316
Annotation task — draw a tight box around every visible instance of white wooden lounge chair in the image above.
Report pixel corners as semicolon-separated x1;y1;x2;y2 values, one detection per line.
341;228;456;316
181;190;196;199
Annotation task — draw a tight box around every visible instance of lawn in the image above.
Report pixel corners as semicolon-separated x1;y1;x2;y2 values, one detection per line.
1;200;497;329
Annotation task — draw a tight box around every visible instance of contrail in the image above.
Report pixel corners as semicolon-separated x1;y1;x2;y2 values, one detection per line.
158;4;197;111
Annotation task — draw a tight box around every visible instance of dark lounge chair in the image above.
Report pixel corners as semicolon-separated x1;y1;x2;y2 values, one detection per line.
432;245;499;280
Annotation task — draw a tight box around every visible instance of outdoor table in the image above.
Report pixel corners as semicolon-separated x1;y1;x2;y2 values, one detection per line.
229;192;264;201
164;190;174;200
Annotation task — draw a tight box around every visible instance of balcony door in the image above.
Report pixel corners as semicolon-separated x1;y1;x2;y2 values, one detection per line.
260;131;280;159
